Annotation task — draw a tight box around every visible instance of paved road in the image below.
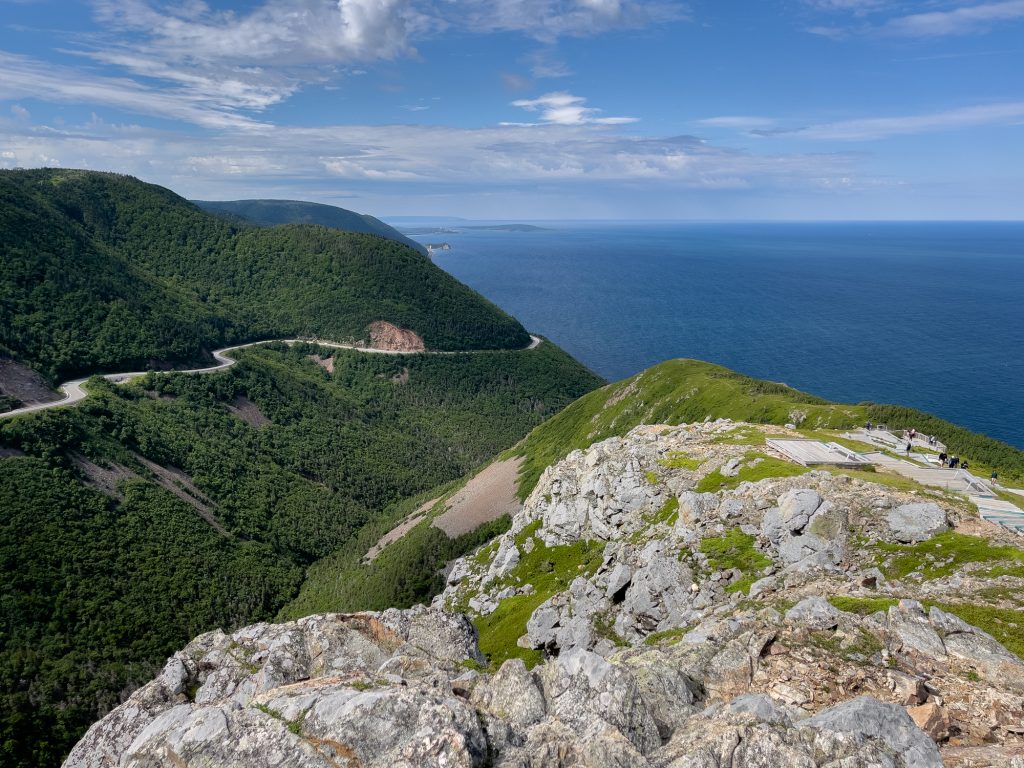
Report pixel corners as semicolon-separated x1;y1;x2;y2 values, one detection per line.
0;335;543;420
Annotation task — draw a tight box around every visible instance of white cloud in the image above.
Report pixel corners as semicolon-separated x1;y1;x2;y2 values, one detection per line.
0;51;263;129
766;102;1024;140
699;116;776;130
884;0;1024;36
454;0;686;40
510;91;637;125
0;109;857;198
10;103;30;120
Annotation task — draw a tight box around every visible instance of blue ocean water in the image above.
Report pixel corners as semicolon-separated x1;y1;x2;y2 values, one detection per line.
423;222;1024;449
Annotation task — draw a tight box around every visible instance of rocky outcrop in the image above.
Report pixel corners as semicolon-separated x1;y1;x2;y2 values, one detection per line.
69;606;954;768
67;421;1024;767
368;320;425;352
438;422;1024;764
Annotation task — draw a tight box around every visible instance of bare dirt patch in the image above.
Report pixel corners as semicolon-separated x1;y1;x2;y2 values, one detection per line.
0;358;60;408
71;453;140;499
307;354;335;374
431;457;524;538
364;497;441;563
391;367;410;385
368;321;425;353
227;395;271;428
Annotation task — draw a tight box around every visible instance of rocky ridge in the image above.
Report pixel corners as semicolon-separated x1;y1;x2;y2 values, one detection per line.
65;421;1024;767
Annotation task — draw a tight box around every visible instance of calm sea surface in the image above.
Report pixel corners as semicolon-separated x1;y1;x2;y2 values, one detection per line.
420;222;1024;448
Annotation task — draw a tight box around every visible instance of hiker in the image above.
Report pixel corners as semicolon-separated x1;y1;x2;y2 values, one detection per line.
905;441;912;455
950;456;960;469
962;460;969;471
865;421;872;431
910;428;916;440
992;470;999;483
938;451;948;466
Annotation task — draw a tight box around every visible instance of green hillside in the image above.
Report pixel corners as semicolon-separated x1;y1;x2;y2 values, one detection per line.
0;341;601;768
0;169;528;383
194;198;428;256
510;358;1024;498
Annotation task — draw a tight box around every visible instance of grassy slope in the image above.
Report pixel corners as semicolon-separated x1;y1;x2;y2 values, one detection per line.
508;358;1024;499
0;169;528;382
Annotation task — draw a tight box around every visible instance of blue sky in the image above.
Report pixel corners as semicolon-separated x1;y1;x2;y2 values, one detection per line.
1;0;1022;219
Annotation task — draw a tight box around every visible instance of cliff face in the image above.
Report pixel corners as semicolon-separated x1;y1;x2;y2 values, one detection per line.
66;422;1024;767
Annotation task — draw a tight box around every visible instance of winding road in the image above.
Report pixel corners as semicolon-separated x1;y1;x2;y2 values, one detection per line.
0;334;543;420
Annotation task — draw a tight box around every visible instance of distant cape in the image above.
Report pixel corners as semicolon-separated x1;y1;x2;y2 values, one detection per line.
194;199;428;255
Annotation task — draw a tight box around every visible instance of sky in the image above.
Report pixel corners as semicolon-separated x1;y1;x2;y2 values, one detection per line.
0;0;1022;219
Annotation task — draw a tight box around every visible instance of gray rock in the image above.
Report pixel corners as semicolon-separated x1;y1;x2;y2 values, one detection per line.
606;562;633;601
887;502;949;543
538;648;661;756
778;489;822;533
785;596;842;630
803;696;942;768
729;693;791;725
472;658;546;728
887;600;946;660
488;536;520;578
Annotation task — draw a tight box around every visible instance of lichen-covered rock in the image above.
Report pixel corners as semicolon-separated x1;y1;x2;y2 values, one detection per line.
803;696;943;768
887;502;950;543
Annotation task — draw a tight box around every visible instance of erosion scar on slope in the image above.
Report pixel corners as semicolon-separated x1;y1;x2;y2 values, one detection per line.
431;456;524;539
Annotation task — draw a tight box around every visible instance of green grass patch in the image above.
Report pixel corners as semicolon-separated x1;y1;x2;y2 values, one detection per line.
875;531;1024;581
653;495;680;526
644;626;690;646
712;427;768;446
696;453;809;493
699;528;772;594
645;470;659;485
658;451;705;471
474;535;606;668
808;627;884;664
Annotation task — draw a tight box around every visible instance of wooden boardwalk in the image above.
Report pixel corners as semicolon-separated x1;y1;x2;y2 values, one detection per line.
767;439;872;468
862;452;1024;533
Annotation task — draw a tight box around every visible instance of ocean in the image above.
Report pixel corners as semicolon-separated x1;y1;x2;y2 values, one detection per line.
418;221;1024;449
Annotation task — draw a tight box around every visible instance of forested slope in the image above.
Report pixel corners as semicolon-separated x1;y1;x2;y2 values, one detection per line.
194;198;428;256
0;169;528;383
0;341;601;767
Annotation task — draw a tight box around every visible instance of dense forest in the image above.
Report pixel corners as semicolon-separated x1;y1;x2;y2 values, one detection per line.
0;341;602;767
0;169;529;384
193;198;428;256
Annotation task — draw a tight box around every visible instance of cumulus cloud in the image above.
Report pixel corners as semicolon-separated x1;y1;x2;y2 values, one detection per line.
510;91;637;125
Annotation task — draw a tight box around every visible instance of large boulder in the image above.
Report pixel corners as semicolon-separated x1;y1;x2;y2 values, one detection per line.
803;696;942;768
886;502;949;543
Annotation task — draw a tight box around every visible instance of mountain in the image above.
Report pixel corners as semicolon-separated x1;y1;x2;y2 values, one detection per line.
63;416;1024;767
193;198;429;256
0;169;604;768
0;169;527;383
